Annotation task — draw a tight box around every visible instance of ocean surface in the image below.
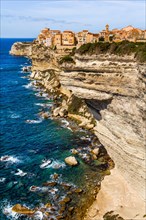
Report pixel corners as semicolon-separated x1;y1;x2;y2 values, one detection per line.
0;39;107;220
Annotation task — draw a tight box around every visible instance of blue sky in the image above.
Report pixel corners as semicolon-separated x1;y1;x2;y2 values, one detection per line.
1;0;146;38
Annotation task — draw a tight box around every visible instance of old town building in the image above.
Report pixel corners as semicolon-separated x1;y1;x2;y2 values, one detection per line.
37;25;146;48
62;31;75;46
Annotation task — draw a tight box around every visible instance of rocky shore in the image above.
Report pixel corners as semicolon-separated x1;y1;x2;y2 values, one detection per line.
10;41;146;219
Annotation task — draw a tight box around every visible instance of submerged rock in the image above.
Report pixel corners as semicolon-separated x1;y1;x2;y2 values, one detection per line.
60;182;72;190
73;188;83;194
40;112;50;119
51;173;59;180
70;148;78;155
43;181;57;187
59;196;71;205
45;202;52;208
65;156;78;166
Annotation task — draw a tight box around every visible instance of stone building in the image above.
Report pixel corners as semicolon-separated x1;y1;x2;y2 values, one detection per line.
62;31;75;46
37;25;146;48
53;33;62;47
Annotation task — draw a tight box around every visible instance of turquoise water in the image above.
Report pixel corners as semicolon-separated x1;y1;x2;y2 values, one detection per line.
0;39;107;220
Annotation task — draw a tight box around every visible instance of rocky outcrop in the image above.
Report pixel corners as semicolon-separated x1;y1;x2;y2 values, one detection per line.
10;41;146;219
12;204;35;215
10;42;32;56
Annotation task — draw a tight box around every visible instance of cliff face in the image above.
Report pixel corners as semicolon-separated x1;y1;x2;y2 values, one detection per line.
10;42;146;218
60;54;146;203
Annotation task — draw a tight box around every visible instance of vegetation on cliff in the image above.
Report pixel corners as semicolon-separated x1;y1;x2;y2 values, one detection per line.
59;55;75;64
68;95;83;114
76;41;146;62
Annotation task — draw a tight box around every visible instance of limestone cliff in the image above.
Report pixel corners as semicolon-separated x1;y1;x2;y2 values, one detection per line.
10;41;146;219
10;42;32;56
59;53;146;203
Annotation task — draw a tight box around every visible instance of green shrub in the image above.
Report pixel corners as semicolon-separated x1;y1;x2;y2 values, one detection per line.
68;96;83;114
76;41;146;62
59;55;75;64
70;47;76;56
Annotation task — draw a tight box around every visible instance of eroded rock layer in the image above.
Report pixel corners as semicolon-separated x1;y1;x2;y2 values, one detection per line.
10;42;146;218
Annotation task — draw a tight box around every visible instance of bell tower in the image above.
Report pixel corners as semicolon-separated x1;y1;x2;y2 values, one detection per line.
106;24;109;32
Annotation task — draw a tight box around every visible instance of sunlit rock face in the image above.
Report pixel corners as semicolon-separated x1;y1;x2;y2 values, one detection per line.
60;54;146;203
10;41;146;209
10;42;32;56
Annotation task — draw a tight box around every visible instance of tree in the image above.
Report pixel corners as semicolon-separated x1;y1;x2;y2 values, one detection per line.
109;35;114;42
99;36;105;42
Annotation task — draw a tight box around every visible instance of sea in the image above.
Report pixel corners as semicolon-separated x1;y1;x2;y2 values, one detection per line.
0;38;108;220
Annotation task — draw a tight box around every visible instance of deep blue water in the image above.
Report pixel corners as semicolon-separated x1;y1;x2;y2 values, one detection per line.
0;39;104;219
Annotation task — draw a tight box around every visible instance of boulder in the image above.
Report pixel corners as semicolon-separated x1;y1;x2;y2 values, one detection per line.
59;108;67;117
12;204;35;215
92;148;100;156
85;123;94;130
70;148;78;155
65;156;78;166
53;107;60;117
59;196;71;205
41;112;50;119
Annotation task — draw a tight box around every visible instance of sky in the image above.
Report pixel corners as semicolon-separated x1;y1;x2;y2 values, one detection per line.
1;0;146;38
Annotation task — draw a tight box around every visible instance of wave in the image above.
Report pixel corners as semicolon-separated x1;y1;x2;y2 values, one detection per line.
35;92;49;99
28;149;39;154
67;127;73;132
43;160;66;169
49;187;58;195
20;76;28;79
61;119;73;131
2;202;34;220
0;177;6;183
61;119;70;127
25;118;43;124
35;103;53;108
40;159;52;169
33;211;43;220
10;113;21;119
0;155;21;164
11;80;18;85
14;169;27;177
2;203;21;220
22;82;33;89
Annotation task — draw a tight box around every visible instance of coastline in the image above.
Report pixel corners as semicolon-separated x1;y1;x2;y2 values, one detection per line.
9;40;146;220
27;71;146;220
26;68;114;220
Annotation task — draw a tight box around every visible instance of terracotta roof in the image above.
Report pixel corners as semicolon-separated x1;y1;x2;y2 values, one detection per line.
63;30;74;33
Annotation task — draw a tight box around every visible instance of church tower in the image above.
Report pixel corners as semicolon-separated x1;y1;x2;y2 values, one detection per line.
106;24;109;32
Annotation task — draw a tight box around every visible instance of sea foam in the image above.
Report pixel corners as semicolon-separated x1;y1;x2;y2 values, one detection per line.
44;160;66;169
0;155;21;164
25;118;43;124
